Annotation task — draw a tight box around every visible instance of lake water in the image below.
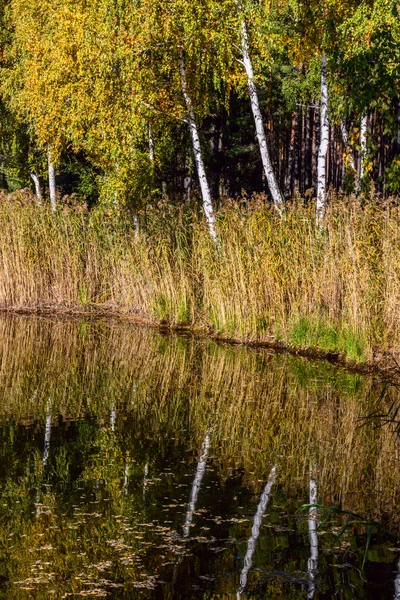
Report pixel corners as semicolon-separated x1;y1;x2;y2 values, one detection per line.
0;315;399;598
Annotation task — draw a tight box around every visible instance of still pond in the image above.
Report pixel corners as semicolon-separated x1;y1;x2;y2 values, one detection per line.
0;315;399;598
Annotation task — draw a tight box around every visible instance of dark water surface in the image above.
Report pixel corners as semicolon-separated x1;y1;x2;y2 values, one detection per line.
0;315;399;598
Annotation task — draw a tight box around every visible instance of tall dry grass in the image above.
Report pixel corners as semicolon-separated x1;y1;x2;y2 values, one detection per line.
1;190;399;360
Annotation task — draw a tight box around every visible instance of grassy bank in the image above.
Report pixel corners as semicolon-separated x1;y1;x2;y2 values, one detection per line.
1;190;400;362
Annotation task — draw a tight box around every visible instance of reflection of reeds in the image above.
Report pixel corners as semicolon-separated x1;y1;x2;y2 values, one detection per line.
0;314;398;515
1;196;400;360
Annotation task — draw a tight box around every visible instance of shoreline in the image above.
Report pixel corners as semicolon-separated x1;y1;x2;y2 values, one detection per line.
0;304;396;377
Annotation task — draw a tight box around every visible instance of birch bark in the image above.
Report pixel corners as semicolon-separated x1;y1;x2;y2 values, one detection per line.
30;173;42;205
237;4;283;212
340;121;356;172
148;122;155;162
284;112;297;197
359;113;367;186
317;52;329;223
180;58;217;241
48;148;56;211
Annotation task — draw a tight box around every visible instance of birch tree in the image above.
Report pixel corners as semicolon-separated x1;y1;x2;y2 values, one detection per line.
180;58;216;239
236;1;284;212
316;52;329;221
358;113;367;189
129;0;240;237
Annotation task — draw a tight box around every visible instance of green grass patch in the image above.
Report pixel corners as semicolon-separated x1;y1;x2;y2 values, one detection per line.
288;315;366;361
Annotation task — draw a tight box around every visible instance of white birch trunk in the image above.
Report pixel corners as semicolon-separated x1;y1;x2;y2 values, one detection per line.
317;52;329;223
48;149;56;212
237;4;283;212
30;173;42;205
237;466;276;596
359;113;367;186
308;468;318;600
340;121;356;172
397;102;400;150
180;58;217;241
183;434;210;538
149;123;155;162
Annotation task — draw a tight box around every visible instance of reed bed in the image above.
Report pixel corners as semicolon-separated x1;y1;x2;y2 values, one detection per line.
1;190;399;360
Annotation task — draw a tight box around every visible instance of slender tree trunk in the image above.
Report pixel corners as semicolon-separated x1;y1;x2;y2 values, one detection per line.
312;107;319;194
183;434;210;538
301;106;306;193
317;53;329;222
237;466;276;595
285;113;296;197
359;113;367;186
237;3;284;212
148;122;155;162
340;121;356;172
183;151;192;202
180;57;217;241
397;100;400;153
293;111;300;191
30;173;42;205
48;148;56;211
306;107;313;191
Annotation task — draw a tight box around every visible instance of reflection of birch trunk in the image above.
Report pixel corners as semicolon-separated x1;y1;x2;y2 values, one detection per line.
237;466;277;596
308;469;318;600
110;405;116;433
394;558;400;599
183;434;210;538
36;398;52;517
42;398;52;469
143;462;149;502
123;459;129;495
